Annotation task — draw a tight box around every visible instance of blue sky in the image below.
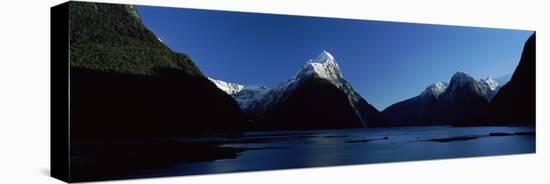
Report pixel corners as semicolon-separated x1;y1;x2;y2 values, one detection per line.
136;5;533;110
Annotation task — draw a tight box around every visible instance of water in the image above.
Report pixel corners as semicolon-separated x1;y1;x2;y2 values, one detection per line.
136;126;535;178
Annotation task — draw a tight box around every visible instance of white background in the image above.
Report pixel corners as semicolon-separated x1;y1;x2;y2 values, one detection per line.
0;0;547;183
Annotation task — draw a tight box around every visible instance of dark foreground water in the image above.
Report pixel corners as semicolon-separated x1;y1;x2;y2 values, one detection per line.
72;126;535;181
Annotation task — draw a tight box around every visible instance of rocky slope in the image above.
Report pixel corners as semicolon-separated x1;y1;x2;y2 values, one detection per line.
68;2;246;140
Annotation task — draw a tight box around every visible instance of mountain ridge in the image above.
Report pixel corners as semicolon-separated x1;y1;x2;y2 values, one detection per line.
69;2;246;140
375;71;507;127
210;51;382;129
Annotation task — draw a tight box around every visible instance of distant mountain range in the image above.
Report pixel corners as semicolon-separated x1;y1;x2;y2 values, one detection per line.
374;72;509;127
211;42;534;129
210;51;529;129
210;51;382;130
376;34;535;127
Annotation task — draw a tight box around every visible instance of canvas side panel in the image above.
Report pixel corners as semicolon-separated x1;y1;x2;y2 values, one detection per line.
51;2;70;182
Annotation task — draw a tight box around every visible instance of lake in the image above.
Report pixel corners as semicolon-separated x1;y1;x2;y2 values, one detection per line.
129;126;535;179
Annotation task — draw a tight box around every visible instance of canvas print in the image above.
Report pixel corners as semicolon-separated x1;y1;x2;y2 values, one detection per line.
51;1;535;182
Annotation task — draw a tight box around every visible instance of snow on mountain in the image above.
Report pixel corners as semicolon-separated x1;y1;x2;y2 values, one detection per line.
420;82;448;98
295;50;343;86
480;77;499;91
442;72;502;102
381;72;503;126
263;50;371;125
209;50;374;126
416;72;503;103
231;85;269;111
208;77;245;95
300;51;369;124
478;77;500;101
208;77;268;109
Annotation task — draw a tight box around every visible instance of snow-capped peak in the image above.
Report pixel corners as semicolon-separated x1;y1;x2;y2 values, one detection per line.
294;51;369;125
208;77;270;110
480;77;499;91
295;50;344;87
209;77;268;94
208;77;244;95
208;51;372;126
421;82;448;97
311;50;337;65
443;72;503;102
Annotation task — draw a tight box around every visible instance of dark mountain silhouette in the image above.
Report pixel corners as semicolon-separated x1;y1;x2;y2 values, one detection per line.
378;33;535;128
467;33;536;126
256;76;366;130
68;2;246;140
354;98;385;127
437;72;491;122
374;72;496;127
375;82;448;127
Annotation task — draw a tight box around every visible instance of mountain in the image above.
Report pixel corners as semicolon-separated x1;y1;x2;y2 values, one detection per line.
437;72;493;122
211;51;382;130
376;82;448;127
209;77;269;109
68;2;246;140
208;77;246;95
441;72;499;102
484;33;536;126
480;77;500;100
375;72;501;127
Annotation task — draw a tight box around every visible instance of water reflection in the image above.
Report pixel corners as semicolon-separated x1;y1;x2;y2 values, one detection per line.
73;126;535;181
